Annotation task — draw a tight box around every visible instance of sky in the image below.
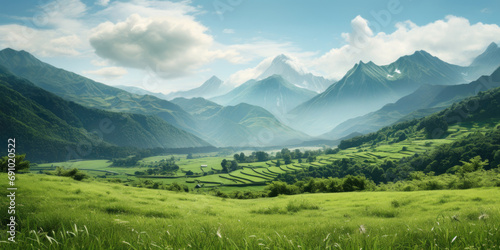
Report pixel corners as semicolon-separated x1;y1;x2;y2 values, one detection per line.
1;0;500;94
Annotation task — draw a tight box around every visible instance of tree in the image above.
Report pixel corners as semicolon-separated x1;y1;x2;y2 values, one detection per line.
233;154;240;162
418;115;448;139
370;166;385;184
185;170;194;176
459;156;489;175
221;159;228;173
276;159;281;167
239;152;246;162
294;149;302;159
275;152;282;159
230;160;239;172
186;153;194;159
0;154;30;172
307;156;314;163
283;154;292;165
256;151;269;162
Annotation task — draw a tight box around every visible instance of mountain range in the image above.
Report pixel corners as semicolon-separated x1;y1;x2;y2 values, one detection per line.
171;97;311;147
211;75;317;121
0;48;201;136
287;50;490;136
0;66;211;162
0;48;312;148
164;76;230;100
256;54;333;93
323;66;500;139
1;41;499;154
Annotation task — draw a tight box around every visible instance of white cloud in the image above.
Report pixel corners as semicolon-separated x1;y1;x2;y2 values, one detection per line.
91;59;109;66
94;0;200;22
221;39;317;64
314;15;500;79
481;8;491;14
0;24;84;56
96;0;110;6
0;0;88;57
83;66;127;79
89;14;230;78
223;29;235;34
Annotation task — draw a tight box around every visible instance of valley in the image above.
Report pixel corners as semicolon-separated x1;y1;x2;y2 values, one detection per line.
1;5;500;248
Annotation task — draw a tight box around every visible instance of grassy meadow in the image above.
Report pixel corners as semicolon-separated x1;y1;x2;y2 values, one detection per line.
5;120;499;248
1;174;499;249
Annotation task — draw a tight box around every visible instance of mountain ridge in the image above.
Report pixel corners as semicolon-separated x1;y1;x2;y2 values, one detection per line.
165;75;229;100
288;49;470;136
172;97;311;147
211;75;317;122
0;66;212;162
0;48;201;136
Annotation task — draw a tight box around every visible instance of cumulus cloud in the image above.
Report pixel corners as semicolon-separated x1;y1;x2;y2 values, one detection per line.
0;0;89;57
0;24;84;56
314;15;500;79
83;66;127;79
89;14;228;78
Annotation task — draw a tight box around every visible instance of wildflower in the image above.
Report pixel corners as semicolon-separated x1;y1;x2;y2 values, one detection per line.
216;227;222;238
479;213;489;220
359;225;367;234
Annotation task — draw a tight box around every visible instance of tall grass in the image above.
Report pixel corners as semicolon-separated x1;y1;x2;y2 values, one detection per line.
1;173;499;249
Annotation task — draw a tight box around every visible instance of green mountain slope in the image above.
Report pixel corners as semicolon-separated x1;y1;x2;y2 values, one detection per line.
338;68;500;151
324;67;500;139
288;50;469;136
0;48;199;135
172;98;311;147
0;67;211;162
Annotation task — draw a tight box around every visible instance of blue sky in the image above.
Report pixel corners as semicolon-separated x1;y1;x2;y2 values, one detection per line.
1;0;499;93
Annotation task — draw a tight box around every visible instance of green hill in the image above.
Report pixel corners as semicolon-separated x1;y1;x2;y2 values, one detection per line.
172;98;311;147
0;48;200;135
0;66;211;162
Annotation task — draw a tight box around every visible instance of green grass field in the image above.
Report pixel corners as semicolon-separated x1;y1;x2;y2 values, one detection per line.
1;174;499;249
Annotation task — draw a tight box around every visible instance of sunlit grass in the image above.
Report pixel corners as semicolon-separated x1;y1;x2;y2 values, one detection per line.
1;173;499;249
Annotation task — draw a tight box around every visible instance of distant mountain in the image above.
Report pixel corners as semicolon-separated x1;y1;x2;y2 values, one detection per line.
467;42;500;79
288;50;469;136
171;97;311;147
257;54;333;93
165;76;229;100
323;66;500;139
211;75;316;121
0;66;211;162
114;85;170;100
0;48;199;135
